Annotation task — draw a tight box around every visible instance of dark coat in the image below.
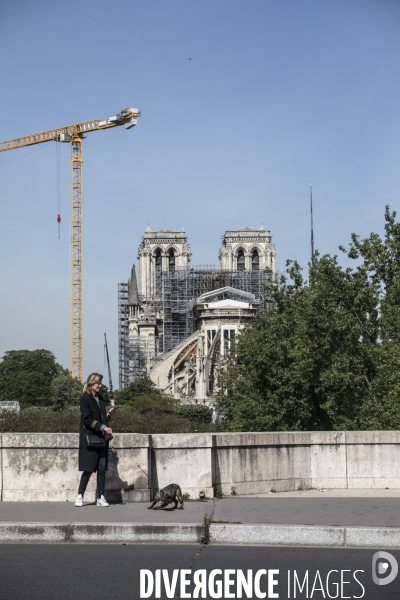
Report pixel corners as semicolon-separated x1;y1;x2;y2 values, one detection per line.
78;393;110;472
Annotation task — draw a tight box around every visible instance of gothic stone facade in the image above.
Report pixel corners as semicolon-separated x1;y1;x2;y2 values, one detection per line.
219;225;275;271
125;225;276;402
138;226;192;301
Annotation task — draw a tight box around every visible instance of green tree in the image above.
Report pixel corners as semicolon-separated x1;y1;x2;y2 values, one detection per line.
217;250;380;431
51;373;83;411
99;384;110;404
0;350;65;407
115;378;163;405
341;206;400;428
113;379;193;433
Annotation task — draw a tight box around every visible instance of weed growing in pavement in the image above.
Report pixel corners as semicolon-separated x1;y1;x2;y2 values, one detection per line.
201;514;211;544
200;515;243;544
213;483;223;499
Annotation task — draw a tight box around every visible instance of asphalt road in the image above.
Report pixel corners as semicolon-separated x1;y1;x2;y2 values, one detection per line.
0;544;399;599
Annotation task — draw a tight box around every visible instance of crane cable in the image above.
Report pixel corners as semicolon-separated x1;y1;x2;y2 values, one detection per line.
0;142;51;165
56;142;61;238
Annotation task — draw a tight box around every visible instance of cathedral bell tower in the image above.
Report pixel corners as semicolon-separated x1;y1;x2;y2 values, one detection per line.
137;226;192;298
219;225;276;273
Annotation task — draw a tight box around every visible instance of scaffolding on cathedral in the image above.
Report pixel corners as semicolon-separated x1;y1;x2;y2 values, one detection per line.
118;282;129;391
118;267;270;389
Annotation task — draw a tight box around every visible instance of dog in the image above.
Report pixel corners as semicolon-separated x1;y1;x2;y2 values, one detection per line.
148;483;184;510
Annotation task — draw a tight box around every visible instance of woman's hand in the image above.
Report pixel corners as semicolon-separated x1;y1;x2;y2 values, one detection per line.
106;408;115;419
104;427;112;435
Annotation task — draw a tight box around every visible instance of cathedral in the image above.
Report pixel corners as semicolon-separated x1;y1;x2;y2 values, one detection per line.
118;225;276;403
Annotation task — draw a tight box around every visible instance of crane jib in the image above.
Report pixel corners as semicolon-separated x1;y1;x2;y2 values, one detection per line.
0;109;140;152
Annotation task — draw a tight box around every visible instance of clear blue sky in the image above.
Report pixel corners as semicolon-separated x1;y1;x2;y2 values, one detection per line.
1;0;399;386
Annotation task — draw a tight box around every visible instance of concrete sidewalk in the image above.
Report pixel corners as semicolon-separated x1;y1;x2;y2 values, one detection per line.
0;490;399;547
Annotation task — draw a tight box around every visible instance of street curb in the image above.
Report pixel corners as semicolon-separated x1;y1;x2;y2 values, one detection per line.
209;524;400;548
0;522;203;544
0;522;400;547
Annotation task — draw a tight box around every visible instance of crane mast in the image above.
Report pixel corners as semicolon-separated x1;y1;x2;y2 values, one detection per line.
1;108;140;381
71;134;83;378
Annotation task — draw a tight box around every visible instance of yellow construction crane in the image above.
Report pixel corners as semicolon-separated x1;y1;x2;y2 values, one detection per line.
0;107;140;381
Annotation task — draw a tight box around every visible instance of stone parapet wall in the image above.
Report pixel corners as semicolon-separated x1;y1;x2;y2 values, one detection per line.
0;431;399;502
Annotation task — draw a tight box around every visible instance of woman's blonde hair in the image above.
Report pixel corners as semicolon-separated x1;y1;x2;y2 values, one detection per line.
83;372;103;396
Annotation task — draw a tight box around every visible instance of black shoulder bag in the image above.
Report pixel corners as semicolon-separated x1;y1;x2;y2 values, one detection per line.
84;426;107;449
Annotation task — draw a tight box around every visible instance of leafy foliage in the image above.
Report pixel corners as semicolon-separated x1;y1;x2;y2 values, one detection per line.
0;350;65;408
341;206;400;428
114;381;211;432
217;207;400;432
51;373;83;411
99;384;110;404
175;404;213;429
0;407;80;433
114;378;162;405
112;401;192;434
0;372;193;433
0;400;192;434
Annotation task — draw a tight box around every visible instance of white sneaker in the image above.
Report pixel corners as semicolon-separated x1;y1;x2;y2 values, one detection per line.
75;494;83;507
96;495;109;507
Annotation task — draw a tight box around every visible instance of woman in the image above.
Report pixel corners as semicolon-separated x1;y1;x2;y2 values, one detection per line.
75;373;115;507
